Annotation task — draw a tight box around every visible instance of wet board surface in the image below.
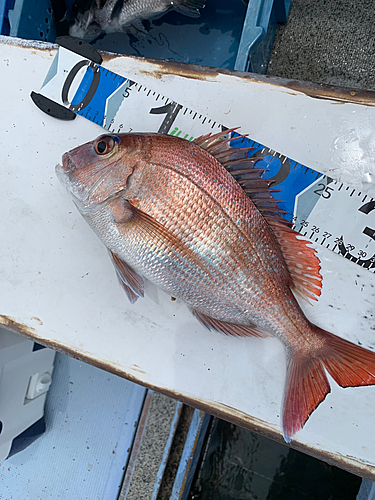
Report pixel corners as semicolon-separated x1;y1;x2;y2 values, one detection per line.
1;36;375;478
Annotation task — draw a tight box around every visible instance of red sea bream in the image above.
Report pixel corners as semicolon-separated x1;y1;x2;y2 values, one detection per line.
56;130;375;442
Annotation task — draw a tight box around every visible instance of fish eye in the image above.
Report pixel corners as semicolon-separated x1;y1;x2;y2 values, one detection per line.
94;135;118;156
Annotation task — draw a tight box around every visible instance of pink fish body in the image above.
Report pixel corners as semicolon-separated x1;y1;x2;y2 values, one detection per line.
57;131;375;441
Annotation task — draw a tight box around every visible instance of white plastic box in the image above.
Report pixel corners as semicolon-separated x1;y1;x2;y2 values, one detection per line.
0;327;55;462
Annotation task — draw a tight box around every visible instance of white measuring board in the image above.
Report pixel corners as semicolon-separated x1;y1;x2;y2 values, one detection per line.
36;43;375;272
2;36;375;479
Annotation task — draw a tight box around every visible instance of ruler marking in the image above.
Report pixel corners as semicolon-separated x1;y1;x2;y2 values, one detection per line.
338;183;343;191
350;189;355;197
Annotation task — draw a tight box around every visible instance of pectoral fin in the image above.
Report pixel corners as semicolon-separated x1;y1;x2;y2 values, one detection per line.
109;250;144;304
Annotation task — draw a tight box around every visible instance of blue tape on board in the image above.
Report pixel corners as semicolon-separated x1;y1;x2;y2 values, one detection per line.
231;135;325;222
71;66;127;126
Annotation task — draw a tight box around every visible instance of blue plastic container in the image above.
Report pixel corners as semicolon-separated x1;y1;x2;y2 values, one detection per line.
0;0;12;35
235;0;291;73
3;0;56;41
1;0;289;73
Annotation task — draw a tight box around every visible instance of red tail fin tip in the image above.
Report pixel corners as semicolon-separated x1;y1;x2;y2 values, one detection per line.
320;330;375;387
282;355;330;443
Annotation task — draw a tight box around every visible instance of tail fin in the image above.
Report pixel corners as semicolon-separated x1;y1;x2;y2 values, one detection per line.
282;329;375;443
321;330;375;387
282;356;330;443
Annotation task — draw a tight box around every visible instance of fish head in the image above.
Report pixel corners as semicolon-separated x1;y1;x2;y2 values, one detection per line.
56;133;144;210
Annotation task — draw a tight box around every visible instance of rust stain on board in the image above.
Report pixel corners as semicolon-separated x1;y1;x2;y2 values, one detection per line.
131;364;146;375
101;50;375;107
101;52;220;82
0;314;37;337
1;312;375;480
284;79;375;107
31;316;43;326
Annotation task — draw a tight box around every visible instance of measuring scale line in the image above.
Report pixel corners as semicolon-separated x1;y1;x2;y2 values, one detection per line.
35;45;375;273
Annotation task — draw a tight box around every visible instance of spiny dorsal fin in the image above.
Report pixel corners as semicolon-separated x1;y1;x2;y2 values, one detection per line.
194;127;241;151
194;129;290;225
267;219;322;302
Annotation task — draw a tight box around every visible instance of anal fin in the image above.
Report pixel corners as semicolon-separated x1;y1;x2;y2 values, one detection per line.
192;309;269;338
109;250;144;304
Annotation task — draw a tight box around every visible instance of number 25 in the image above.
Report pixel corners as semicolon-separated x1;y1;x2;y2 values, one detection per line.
313;183;334;199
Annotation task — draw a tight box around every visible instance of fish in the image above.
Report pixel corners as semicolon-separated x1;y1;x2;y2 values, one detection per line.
69;0;205;40
56;130;375;442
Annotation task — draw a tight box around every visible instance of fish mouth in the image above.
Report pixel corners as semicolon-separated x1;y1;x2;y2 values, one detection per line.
55;152;84;201
60;152;74;174
55;152;74;180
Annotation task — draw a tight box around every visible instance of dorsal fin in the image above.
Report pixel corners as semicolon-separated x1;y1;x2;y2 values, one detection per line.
194;127;241;151
194;130;322;302
267;219;322;302
194;129;290;226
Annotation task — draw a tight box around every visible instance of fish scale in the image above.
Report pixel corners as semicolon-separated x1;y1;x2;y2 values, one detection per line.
142;135;284;274
138;159;265;293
